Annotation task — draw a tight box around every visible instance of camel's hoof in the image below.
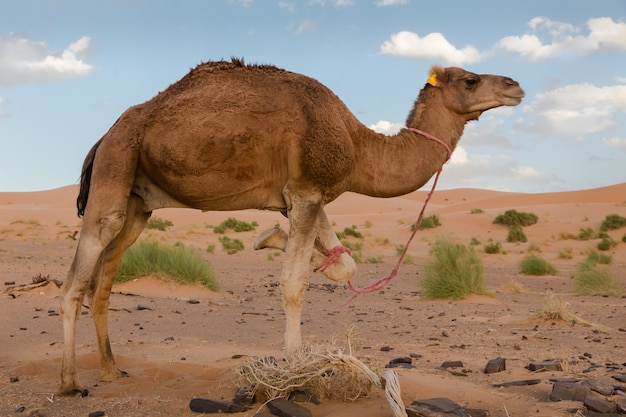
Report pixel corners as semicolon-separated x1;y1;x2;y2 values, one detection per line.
253;227;287;251
57;386;90;398
100;368;129;382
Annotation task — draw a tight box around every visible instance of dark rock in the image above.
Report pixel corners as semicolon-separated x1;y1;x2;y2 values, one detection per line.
410;353;423;359
389;357;413;365
549;377;580;383
10;376;19;383
4;281;16;286
288;390;320;404
266;398;312;417
88;412;106;417
492;379;541;388
380;345;392;352
484;357;506;374
466;409;489;417
189;398;248;413
253;413;274;417
550;382;589;402
527;360;562;372
386;362;416;369
188;299;200;304
234;386;255;405
440;361;463;369
582;412;622;417
584;393;617;414
406;397;471;417
612;374;626;382
583;379;614;396
14;406;25;413
136;304;152;311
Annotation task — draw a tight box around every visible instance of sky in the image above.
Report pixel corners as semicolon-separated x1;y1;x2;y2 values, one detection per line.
1;0;625;194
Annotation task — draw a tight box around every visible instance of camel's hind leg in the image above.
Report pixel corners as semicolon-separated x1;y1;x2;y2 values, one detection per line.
89;194;150;382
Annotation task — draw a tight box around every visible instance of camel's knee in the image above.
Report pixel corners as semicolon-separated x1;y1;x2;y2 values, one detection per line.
311;249;356;283
253;227;288;251
97;212;126;244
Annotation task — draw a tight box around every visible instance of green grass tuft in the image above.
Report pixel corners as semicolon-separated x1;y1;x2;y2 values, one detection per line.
116;240;219;290
146;217;173;231
484;241;502;254
218;236;244;254
411;215;441;231
493;209;538;227
572;262;622;296
600;214;626;231
507;225;527;243
213;217;258;234
519;255;558;276
420;237;485;299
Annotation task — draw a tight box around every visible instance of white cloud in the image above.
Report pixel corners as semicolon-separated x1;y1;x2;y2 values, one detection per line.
295;20;317;34
380;31;483;65
228;0;253;7
377;0;409;6
278;1;296;12
369;120;403;135
308;0;354;7
519;83;626;141
604;137;626;152
495;16;626;62
0;34;93;86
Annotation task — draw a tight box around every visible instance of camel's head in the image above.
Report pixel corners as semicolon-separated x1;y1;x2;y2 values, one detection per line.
427;66;525;121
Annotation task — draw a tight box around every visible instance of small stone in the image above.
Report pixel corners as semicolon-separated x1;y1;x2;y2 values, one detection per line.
188;299;200;304
492;379;541;388
527;360;562;372
88;411;106;417
5;281;16;286
380;345;392;352
406;397;471;417
484;357;506;374
10;376;19;383
14;406;25;413
389;357;413;365
136;304;152;311
549;382;589;402
584;393;617;414
466;409;489;417
189;398;248;413
612;374;626;382
234;386;255;405
440;361;463;369
583;379;615;396
266;398;312;417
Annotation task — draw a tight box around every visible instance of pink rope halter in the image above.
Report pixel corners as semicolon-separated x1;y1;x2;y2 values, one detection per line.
334;127;452;307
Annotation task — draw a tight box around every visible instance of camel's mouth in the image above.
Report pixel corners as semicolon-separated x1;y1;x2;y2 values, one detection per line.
501;91;525;106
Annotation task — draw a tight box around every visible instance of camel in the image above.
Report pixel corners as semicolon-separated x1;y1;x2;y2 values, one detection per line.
58;57;524;396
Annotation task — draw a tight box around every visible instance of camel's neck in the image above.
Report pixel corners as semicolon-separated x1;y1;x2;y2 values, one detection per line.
348;87;467;197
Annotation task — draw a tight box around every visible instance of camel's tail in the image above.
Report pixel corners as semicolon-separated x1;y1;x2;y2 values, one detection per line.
76;138;103;218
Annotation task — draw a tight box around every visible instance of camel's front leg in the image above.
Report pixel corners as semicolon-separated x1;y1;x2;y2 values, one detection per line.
280;190;322;355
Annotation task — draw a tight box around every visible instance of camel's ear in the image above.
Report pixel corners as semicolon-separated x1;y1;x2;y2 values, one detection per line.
427;65;446;87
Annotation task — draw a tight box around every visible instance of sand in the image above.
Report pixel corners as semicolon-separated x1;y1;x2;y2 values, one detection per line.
1;184;625;416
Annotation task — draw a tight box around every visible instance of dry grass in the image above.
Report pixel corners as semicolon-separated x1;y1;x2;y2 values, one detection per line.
236;331;378;402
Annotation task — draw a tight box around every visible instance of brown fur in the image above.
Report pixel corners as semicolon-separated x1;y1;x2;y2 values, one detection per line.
59;57;524;396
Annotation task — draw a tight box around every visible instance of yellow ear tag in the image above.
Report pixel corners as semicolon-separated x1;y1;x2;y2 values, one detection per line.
427;74;438;86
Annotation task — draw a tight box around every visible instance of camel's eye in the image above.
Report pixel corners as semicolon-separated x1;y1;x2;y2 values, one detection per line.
464;78;479;89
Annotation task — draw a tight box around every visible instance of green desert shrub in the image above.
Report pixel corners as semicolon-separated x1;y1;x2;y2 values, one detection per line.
484;241;502;254
493;209;538;227
597;236;617;251
420;237;485;299
586;250;612;265
116;240;219;290
411;215;441;230
336;225;363;239
507;225;527;243
600;214;626;231
213;217;258;234
572;262;622;297
146;217;174;231
577;227;596;240
470;208;484;214
519;255;558;276
218;236;245;254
